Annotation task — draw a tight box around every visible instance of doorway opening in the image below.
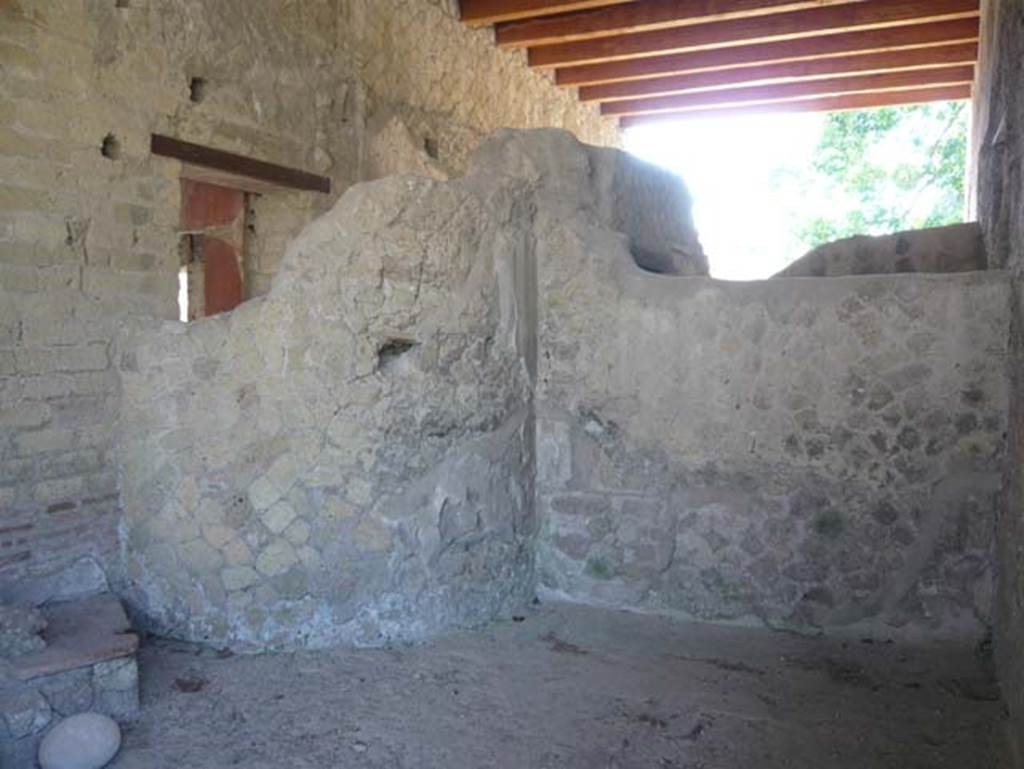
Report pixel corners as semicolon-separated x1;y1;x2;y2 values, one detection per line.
177;180;248;321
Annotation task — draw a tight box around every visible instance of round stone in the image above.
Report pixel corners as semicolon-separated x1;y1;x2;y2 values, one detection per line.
38;712;121;769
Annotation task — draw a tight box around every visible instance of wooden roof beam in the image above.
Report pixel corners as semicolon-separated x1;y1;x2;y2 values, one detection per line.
529;0;980;68
459;0;629;27
497;0;863;47
601;64;974;116
555;17;979;86
581;41;978;102
619;84;971;126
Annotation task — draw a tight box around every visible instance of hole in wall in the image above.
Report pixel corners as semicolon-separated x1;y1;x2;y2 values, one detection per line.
423;136;439;160
188;77;207;104
115;0;130;7
630;245;679;275
377;338;418;373
100;133;121;160
246;199;257;235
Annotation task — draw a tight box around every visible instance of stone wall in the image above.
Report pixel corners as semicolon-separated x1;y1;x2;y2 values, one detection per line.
115;130;698;649
537;239;1008;638
0;1;617;591
973;0;1024;763
1;655;138;767
116;166;541;648
115;126;1007;651
775;223;987;277
0;594;140;767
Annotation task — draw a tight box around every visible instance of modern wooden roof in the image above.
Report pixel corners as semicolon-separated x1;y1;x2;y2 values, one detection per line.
459;0;978;126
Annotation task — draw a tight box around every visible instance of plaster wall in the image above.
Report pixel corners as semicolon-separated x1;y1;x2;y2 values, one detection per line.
115;127;1008;651
117;172;538;648
537;245;1008;639
114;130;700;648
0;1;617;590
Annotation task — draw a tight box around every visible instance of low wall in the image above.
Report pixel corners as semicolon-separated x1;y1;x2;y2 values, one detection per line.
537;258;1008;638
113;127;1007;649
115;130;704;649
117;173;536;648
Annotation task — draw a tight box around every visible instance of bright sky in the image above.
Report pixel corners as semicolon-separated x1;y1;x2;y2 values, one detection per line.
624;112;827;280
624;104;967;281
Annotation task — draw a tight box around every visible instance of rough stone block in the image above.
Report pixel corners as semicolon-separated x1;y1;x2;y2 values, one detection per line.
38;712;122;769
261;501;297;534
92;658;139;721
254;541;298;578
222;566;260;592
37;669;93;717
0;684;51;739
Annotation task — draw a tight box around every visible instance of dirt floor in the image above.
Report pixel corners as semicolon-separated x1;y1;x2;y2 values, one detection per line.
109;602;1004;769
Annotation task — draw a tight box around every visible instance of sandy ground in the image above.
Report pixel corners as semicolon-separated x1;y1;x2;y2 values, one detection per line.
109;602;1004;768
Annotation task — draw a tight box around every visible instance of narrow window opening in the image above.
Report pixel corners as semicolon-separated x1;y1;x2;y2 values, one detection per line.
178;234;204;322
177;266;189;322
178;180;246;320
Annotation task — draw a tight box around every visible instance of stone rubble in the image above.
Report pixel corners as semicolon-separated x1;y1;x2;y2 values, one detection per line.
0;594;139;766
0;605;47;659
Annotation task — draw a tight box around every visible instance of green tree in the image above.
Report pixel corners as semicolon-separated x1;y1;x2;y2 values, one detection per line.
790;102;968;250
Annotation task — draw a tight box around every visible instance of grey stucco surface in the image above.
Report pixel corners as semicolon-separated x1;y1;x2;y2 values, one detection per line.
117;174;537;649
114;130;704;649
115;128;1007;652
537;235;1008;639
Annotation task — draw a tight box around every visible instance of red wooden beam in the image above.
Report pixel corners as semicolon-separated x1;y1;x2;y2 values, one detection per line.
580;41;978;102
601;64;974;115
619;84;972;126
497;0;863;47
459;0;629;26
555;18;979;86
528;0;980;68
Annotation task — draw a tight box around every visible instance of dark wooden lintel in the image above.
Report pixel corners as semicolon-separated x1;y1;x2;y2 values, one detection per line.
150;134;330;194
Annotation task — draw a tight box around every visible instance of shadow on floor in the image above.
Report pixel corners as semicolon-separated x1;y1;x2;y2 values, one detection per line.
111;602;1005;769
